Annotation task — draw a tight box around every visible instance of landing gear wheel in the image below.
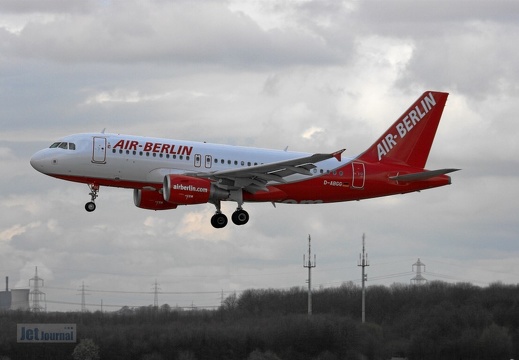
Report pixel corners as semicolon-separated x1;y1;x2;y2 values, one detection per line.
211;213;228;229
232;209;249;226
85;201;96;212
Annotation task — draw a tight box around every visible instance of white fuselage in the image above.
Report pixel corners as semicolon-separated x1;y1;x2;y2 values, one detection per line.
30;133;351;188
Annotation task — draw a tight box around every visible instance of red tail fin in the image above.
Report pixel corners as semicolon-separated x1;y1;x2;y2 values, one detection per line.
357;91;449;168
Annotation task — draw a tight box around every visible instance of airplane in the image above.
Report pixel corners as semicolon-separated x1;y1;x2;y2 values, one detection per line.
30;91;458;228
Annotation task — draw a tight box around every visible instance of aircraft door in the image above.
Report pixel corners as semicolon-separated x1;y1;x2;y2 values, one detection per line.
351;162;365;189
92;137;107;164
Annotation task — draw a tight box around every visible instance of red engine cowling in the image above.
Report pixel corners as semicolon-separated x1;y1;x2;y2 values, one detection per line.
134;189;178;210
163;175;213;205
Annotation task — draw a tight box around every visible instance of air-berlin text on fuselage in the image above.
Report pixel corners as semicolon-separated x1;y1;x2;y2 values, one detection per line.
377;92;437;161
112;139;193;156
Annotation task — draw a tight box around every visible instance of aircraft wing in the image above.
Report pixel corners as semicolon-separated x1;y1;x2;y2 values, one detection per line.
187;149;345;193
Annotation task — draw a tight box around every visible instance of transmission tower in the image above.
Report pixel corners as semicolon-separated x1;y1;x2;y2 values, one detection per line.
411;258;427;285
29;266;46;312
152;279;161;308
357;233;369;323
303;234;316;316
77;282;90;312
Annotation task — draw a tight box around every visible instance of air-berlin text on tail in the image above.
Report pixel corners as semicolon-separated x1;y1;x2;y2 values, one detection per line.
112;139;193;156
377;92;437;161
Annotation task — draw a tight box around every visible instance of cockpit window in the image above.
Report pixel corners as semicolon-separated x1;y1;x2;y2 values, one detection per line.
49;142;76;150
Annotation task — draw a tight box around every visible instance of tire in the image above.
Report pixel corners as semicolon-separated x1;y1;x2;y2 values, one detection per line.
211;213;228;228
232;210;249;225
85;202;96;212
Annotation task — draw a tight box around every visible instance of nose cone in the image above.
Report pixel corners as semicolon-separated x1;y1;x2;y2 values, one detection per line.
30;149;50;174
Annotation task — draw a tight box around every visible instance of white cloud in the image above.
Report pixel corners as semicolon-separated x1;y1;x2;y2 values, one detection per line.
0;222;39;242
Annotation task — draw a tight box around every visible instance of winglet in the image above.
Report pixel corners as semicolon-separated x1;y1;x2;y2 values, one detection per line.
333;149;346;162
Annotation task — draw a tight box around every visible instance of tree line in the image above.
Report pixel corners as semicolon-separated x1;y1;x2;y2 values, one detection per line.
1;281;518;360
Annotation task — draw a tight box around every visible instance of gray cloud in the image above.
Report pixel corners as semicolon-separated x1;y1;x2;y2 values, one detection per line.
0;0;517;311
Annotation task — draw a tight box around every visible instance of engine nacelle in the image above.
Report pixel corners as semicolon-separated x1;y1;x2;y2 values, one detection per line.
164;175;229;205
134;189;178;210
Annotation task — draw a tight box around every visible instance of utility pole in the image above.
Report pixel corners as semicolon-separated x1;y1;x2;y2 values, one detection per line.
357;233;369;323
303;234;316;316
152;279;161;308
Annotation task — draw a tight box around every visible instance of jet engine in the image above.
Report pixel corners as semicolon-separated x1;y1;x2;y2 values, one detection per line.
133;188;178;210
163;175;229;205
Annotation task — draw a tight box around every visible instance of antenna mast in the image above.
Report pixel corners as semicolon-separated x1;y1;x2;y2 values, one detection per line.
357;233;369;323
303;234;316;315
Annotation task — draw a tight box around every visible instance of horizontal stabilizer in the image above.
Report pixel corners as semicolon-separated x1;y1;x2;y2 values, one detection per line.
389;168;460;182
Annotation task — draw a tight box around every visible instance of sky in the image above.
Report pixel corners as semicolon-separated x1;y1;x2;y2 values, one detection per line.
1;0;518;312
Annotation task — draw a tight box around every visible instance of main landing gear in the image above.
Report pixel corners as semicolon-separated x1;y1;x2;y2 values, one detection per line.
85;184;99;212
211;202;249;229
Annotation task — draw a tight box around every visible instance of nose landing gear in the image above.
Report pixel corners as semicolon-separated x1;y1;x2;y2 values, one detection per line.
85;184;99;212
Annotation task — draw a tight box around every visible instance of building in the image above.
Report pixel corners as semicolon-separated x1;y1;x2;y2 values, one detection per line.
0;277;30;311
